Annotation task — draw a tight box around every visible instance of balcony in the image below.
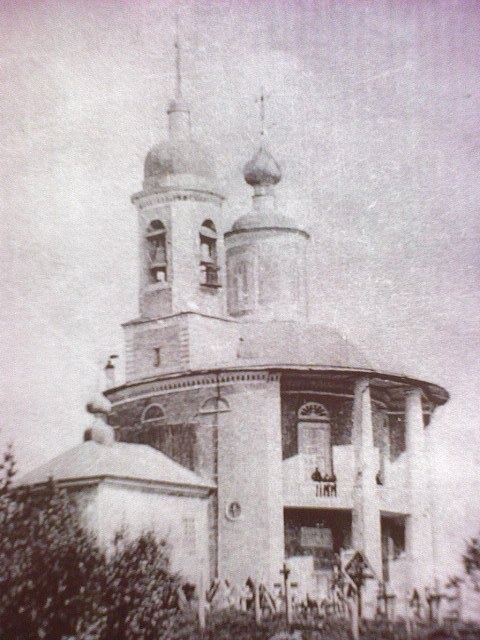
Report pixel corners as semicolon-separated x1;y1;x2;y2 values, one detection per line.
283;446;355;509
283;447;410;514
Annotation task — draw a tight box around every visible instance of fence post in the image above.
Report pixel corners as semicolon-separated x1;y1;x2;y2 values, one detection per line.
253;579;261;625
406;618;413;640
351;590;359;640
280;563;293;628
197;560;206;631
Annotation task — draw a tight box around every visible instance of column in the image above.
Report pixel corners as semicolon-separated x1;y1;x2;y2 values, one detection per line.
352;378;382;617
405;388;434;595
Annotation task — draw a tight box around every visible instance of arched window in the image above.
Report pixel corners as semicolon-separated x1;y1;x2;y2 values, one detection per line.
198;397;230;415
141;403;166;426
298;402;329;421
199;220;219;286
146;220;167;283
297;402;332;477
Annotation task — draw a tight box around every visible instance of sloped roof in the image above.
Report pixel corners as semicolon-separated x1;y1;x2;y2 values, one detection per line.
17;440;214;491
237;322;372;370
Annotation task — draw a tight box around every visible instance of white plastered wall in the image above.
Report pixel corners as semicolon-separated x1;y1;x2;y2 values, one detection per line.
85;480;211;586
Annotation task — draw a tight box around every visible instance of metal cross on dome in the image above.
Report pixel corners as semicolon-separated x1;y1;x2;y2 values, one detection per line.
255;86;271;138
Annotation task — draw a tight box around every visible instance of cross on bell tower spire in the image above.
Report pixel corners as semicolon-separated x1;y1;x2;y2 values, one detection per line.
174;12;182;100
167;13;190;141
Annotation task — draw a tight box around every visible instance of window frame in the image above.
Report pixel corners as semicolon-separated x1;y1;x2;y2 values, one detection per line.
146;219;168;284
199;220;220;288
297;402;333;477
141;403;166;425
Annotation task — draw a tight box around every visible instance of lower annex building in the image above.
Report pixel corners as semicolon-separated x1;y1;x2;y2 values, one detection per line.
18;62;448;618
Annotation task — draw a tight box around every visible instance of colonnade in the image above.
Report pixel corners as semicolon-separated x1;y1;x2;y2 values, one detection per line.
351;378;435;615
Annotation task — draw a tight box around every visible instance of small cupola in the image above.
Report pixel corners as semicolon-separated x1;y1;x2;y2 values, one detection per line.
84;393;114;446
225;92;309;322
244;145;282;190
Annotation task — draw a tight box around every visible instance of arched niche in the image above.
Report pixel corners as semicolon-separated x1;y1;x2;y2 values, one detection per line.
141;403;166;426
146;219;167;283
199;220;220;286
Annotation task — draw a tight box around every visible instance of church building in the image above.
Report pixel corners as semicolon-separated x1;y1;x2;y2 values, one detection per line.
18;38;449;618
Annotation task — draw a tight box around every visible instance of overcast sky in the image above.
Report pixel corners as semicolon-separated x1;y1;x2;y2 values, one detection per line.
1;0;479;598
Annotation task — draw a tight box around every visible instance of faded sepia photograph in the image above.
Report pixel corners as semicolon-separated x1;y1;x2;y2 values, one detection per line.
1;1;479;638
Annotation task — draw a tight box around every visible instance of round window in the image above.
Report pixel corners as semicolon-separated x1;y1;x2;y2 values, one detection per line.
226;501;242;521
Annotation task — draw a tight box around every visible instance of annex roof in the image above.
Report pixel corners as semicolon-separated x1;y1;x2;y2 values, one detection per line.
17;440;214;491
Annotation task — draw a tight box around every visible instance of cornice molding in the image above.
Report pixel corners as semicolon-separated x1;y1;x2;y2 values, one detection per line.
107;370;281;404
225;226;309;240
19;475;213;499
132;190;223;209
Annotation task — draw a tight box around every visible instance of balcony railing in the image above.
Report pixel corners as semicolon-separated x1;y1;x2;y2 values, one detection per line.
311;468;337;497
283;447;409;513
283;447;355;508
200;262;221;287
314;480;337;498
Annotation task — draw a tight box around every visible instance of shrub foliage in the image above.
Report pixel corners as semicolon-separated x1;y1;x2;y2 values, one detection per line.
0;480;105;639
464;532;480;592
96;530;183;640
0;445;183;640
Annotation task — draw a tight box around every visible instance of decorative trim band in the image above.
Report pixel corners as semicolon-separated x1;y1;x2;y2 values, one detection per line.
132;190;223;209
107;371;281;405
225;226;310;240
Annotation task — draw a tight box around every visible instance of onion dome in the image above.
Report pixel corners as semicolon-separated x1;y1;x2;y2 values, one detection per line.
243;146;282;188
232;144;303;233
140;26;218;189
144;139;215;181
144;93;216;183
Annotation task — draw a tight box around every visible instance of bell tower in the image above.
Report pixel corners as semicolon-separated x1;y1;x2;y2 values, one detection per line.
124;27;236;383
132;28;225;321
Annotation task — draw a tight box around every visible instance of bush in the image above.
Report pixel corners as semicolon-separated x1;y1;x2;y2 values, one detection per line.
0;443;188;640
0;480;189;640
0;480;105;640
180;609;287;640
96;529;183;640
464;532;480;592
172;608;352;640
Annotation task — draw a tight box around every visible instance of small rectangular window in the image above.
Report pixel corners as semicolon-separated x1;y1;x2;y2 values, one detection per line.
153;347;161;367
